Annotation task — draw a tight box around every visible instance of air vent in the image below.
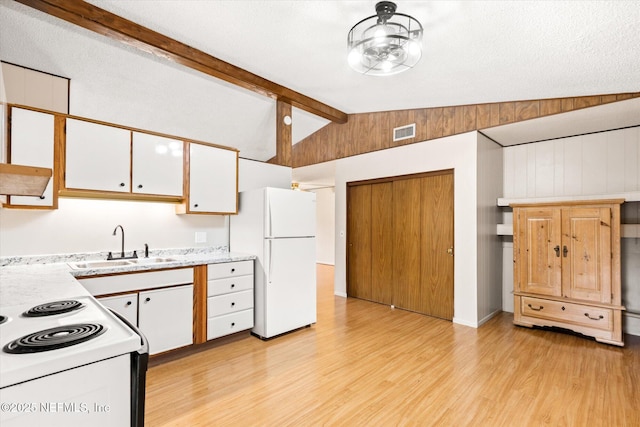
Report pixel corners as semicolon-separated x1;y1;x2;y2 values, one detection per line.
393;123;416;142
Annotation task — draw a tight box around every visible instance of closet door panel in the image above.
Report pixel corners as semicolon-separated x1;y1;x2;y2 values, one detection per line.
347;184;372;300
392;178;422;312
371;182;394;305
421;172;455;319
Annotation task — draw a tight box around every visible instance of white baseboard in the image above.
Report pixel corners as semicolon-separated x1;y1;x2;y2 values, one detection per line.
453;317;478;328
478;309;502;326
334;291;347;298
624;312;640;337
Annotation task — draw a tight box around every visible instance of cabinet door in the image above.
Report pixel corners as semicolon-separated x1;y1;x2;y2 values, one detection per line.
9;108;55;207
515;207;562;297
65;118;131;192
98;294;138;326
561;207;612;303
132;132;183;196
138;285;193;355
188;142;238;213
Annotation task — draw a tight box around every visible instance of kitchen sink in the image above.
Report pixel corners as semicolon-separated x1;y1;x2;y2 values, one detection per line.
68;257;179;270
130;257;178;264
68;260;134;269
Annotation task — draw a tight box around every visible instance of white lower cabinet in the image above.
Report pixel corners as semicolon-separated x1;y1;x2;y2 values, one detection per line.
99;285;193;355
98;293;138;326
207;260;254;340
87;269;194;355
139;285;193;354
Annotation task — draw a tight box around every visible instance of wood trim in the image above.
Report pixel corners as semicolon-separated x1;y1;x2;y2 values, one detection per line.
347;168;454;187
193;265;208;345
15;0;348;124
268;100;292;166
292;92;640;167
510;199;625;208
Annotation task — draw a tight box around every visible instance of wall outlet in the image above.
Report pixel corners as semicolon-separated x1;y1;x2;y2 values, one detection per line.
195;231;207;243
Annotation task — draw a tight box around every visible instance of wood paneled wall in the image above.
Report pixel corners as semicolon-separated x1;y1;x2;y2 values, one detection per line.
292;92;640;168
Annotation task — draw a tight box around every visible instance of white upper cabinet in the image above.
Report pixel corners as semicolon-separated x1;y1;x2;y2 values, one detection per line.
187;142;238;214
65;118;131;193
9;107;55;207
132;132;183;197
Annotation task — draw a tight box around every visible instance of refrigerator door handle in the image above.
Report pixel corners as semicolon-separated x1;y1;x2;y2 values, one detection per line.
268;239;273;283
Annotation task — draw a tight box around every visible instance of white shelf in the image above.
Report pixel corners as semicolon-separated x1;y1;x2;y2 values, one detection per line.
497;192;640;207
497;224;513;236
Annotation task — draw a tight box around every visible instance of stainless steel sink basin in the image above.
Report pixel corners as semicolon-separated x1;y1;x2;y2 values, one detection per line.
68;260;134;269
130;257;177;264
68;257;179;270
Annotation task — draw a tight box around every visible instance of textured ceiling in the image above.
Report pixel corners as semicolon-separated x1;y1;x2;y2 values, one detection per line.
1;0;639;162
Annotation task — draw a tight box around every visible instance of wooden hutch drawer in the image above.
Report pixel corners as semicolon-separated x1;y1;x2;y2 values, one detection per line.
521;296;613;331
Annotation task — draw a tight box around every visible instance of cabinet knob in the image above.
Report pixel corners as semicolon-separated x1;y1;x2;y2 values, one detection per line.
231;322;236;327
231;268;235;273
126;301;132;306
145;297;151;302
119;182;126;187
194;203;199;208
39;195;46;200
231;302;235;307
231;284;235;289
137;184;143;189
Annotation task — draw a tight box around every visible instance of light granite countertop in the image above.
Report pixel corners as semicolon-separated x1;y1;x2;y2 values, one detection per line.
0;247;255;308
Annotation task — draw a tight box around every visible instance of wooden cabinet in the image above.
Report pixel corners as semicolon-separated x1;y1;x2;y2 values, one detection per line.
132;132;183;197
347;170;454;320
181;141;238;214
65;118;131;193
512;200;624;346
7;107;56;208
206;260;254;340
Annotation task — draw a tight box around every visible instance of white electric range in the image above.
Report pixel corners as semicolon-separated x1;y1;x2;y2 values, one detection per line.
0;295;147;427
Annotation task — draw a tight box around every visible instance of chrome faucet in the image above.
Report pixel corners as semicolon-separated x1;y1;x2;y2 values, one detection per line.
107;225;138;260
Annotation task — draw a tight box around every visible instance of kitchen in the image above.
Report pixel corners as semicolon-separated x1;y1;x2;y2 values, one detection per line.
1;1;640;426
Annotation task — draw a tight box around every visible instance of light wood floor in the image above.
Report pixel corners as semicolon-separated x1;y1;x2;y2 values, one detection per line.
146;264;640;426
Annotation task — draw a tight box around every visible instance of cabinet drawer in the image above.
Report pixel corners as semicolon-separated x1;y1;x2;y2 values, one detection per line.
208;290;253;317
207;309;253;340
521;296;613;331
207;275;253;297
207;260;253;279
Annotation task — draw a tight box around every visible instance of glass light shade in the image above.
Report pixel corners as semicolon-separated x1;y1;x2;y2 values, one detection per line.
347;2;423;76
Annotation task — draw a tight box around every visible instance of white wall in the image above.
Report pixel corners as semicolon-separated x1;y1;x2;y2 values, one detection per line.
312;187;335;265
335;132;482;327
0;160;291;257
0;198;227;256
501;126;640;335
238;159;291;192
476;133;504;324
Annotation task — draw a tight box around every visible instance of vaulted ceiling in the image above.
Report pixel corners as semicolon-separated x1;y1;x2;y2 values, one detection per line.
1;0;639;162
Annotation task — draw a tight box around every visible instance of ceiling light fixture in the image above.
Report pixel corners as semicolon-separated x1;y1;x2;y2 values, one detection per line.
347;1;423;76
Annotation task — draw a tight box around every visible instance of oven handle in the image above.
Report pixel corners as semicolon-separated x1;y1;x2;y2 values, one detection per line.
108;308;149;427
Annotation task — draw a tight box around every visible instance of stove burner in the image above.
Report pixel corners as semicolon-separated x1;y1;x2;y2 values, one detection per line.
3;323;105;354
0;315;7;325
23;300;85;317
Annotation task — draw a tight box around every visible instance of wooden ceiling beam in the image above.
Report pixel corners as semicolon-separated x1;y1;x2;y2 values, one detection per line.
15;0;349;124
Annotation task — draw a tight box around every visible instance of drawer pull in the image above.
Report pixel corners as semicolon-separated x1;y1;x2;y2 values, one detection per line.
584;313;604;321
231;322;236;327
231;268;236;273
231;302;235;307
126;301;132;306
231;284;235;289
527;304;544;311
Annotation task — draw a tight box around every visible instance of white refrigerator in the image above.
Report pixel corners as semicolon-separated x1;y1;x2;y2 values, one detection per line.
230;187;316;339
